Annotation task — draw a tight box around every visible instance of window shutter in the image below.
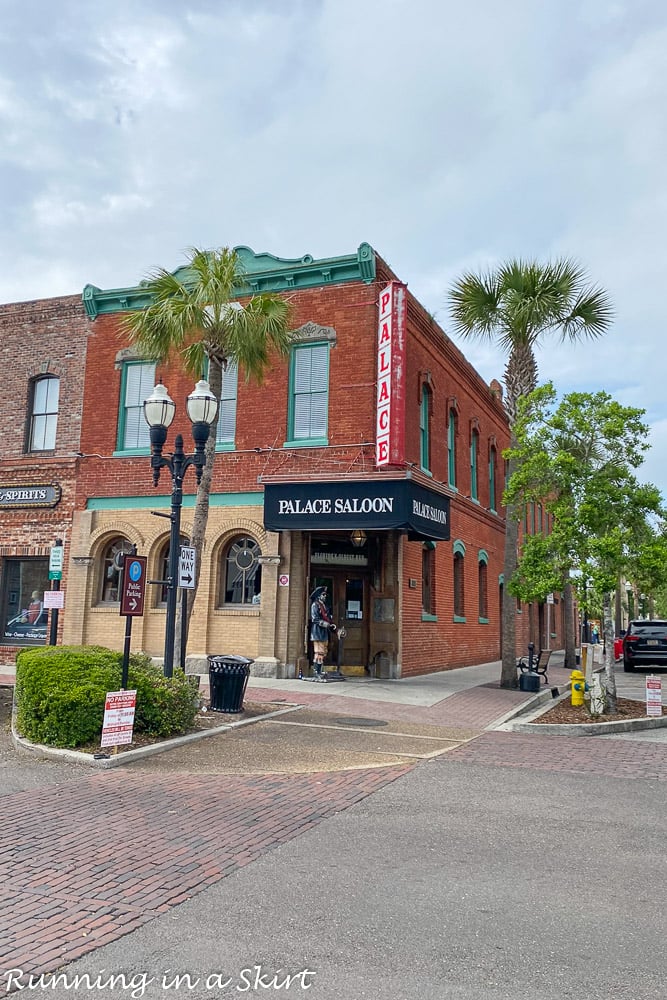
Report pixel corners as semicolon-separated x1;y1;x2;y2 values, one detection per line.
292;344;328;440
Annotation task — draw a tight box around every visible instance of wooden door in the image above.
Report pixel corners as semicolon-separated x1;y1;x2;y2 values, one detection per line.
311;571;369;668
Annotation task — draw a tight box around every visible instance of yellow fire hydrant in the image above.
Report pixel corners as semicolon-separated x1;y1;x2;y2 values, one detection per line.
570;669;588;707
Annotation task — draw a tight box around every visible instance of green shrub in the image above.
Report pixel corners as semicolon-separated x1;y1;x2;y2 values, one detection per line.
15;645;198;749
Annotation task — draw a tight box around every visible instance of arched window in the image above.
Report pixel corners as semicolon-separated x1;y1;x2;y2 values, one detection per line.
28;375;59;451
220;536;262;606
488;446;497;512
422;542;436;616
99;537;134;603
453;540;465;620
156;534;190;605
478;550;488;621
448;409;457;488
470;429;479;501
420;385;432;472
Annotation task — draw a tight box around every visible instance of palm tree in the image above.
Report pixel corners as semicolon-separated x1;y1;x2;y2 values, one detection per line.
123;246;293;653
448;259;613;687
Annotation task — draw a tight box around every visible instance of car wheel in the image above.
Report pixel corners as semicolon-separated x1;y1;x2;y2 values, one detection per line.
623;658;635;673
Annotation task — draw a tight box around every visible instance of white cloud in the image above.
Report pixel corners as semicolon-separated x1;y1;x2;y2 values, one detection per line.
1;0;666;498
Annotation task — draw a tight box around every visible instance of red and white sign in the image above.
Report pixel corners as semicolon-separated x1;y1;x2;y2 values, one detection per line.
376;281;406;467
43;590;65;608
646;675;662;717
101;690;137;747
278;574;289;587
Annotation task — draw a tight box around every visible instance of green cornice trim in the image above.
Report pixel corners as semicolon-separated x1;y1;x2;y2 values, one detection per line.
83;243;377;319
86;492;263;511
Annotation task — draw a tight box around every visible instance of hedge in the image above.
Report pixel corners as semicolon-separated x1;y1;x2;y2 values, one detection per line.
15;645;198;749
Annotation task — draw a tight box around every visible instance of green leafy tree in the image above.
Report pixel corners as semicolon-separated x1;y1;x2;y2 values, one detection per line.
506;385;664;710
448;260;613;686
123;247;293;651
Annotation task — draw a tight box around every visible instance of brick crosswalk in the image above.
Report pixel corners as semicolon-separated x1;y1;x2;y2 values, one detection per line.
0;766;410;985
445;730;667;780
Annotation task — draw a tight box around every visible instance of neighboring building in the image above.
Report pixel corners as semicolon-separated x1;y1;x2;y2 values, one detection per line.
0;295;90;666
0;244;570;675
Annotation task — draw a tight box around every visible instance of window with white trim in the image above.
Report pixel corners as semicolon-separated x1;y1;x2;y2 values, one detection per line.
119;362;155;451
287;343;329;443
28;376;59;451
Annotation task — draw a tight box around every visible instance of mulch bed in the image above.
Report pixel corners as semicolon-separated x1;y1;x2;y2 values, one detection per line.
535;696;659;725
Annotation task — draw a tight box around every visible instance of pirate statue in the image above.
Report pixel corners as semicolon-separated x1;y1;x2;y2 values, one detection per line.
309;585;337;680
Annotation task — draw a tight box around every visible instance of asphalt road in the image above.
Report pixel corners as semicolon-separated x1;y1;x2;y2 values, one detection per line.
9;750;664;1000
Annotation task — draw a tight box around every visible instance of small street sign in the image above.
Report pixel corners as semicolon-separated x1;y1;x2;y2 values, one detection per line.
43;590;64;609
120;555;147;617
646;675;662;717
178;545;196;589
48;545;64;581
101;690;137;747
279;574;290;587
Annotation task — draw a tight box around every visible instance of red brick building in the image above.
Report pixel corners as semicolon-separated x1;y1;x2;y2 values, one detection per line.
0;295;90;665
0;244;569;675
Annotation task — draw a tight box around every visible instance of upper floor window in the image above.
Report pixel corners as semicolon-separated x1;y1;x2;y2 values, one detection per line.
420;385;432;472
470;429;479;501
216;361;238;446
118;362;156;451
28;376;59;451
287;343;329;445
488;446;497;511
448;409;457;488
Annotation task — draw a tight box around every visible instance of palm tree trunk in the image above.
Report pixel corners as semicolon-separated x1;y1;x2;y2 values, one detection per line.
176;359;222;661
563;579;576;669
500;433;520;688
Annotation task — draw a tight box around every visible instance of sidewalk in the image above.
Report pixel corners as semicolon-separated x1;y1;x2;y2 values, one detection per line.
1;653;572;732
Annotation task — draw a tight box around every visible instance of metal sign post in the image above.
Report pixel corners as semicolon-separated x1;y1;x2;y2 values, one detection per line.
119;551;146;689
48;539;64;646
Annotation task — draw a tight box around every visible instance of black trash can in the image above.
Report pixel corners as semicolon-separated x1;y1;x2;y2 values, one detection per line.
519;672;541;694
207;655;253;713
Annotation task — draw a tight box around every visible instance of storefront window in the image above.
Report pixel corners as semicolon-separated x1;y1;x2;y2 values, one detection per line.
2;558;49;644
100;537;134;603
221;536;262;606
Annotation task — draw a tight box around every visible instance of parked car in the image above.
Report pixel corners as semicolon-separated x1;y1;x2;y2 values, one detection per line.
623;620;667;672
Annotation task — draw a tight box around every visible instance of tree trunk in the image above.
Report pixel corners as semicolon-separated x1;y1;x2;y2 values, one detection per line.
563;580;576;669
499;434;519;688
176;358;223;660
602;590;617;713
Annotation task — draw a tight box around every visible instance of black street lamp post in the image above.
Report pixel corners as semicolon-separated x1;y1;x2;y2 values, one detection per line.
143;380;218;678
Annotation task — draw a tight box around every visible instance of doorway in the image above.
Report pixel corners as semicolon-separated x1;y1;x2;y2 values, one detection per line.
310;570;369;669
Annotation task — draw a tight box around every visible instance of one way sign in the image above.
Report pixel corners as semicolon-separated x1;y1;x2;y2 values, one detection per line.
178;546;196;589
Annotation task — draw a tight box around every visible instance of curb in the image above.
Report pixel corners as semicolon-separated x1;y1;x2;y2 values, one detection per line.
506;691;667;737
11;702;304;768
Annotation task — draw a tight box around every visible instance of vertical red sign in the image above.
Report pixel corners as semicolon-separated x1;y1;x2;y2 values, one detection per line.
376;281;406;467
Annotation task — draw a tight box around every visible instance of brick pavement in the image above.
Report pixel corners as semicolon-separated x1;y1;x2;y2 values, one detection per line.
248;683;530;730
0;766;410;986
444;730;667;780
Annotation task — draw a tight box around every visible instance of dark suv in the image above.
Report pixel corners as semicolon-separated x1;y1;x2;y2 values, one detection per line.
623;620;667;672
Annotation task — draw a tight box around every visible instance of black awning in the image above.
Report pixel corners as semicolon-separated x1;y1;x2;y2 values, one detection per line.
264;479;450;541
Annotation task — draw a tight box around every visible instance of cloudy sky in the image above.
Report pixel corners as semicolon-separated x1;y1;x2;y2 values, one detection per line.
2;0;666;493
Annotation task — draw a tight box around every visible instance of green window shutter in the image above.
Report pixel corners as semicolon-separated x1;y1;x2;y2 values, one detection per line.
216;362;238;444
291;344;329;441
121;362;155;450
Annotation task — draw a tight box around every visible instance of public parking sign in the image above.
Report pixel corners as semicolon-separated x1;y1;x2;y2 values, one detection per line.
120;555;147;616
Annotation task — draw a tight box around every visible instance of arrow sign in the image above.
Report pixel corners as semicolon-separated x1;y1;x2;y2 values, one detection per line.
178;546;196;590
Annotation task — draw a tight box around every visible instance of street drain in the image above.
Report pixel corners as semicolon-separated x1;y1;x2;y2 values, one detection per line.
334;717;388;727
